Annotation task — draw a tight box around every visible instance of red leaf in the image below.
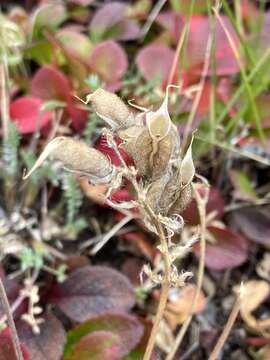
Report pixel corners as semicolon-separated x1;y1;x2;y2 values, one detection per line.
87;40;127;86
0;327;30;360
183;187;224;226
67;100;88;132
193;226;248;270
89;2;140;41
95;135;132;167
48;266;135;322
229;207;270;246
136;44;175;84
186;15;239;77
156;11;184;43
31;65;72;102
64;313;144;360
17;312;66;360
10;96;52;134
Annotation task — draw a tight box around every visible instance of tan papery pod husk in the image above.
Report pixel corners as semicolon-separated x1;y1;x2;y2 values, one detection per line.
146;172;171;213
87;88;135;128
158;165;182;214
131;128;174;180
23;137;114;184
168;184;193;216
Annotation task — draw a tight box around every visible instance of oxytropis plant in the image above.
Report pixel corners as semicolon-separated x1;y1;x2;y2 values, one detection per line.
24;87;196;359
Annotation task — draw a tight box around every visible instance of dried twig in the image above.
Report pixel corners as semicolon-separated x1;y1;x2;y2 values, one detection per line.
208;285;244;360
0;278;24;360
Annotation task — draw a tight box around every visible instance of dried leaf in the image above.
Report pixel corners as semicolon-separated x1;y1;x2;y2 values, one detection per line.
165;285;206;329
47;266;136;322
17;312;66;360
236;280;270;332
64;313;144;360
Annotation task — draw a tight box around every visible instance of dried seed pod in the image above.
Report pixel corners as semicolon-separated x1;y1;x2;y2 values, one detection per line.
23;137;115;184
85;88;134;129
158;163;182;214
145;172;171;213
180;136;195;185
129;127;174;180
168;183;193;216
118;124;145;158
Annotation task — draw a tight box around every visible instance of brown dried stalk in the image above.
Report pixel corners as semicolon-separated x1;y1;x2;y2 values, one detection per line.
142;205;171;360
208;285;244;360
0;278;24;360
166;181;209;360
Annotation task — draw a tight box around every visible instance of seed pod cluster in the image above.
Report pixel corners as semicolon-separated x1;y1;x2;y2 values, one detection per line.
90;87;196;216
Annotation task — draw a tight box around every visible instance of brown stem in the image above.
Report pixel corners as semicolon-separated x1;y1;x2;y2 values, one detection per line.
143;215;171;360
208;289;242;360
0;278;24;360
166;183;208;360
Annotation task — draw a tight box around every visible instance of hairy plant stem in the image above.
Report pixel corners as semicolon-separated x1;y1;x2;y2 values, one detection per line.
0;278;24;360
166;183;208;360
108;134;172;360
143;205;171;360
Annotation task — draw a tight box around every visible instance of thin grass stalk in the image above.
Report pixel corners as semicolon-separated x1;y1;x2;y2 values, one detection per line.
213;9;265;144
216;46;270;127
182;33;213;148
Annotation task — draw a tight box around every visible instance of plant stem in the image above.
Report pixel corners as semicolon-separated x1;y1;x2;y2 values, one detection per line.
143;213;171;360
0;278;24;360
166;183;208;360
208;288;242;360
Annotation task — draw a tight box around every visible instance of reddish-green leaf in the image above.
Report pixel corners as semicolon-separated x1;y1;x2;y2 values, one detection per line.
230;207;270;246
193;226;248;270
0;327;30;360
56;29;92;61
10;96;52;134
64;313;144;360
87;41;127;88
17;312;66;360
31;65;72;102
136;44;175;84
89;2;140;41
183;187;224;226
48;266;136;322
